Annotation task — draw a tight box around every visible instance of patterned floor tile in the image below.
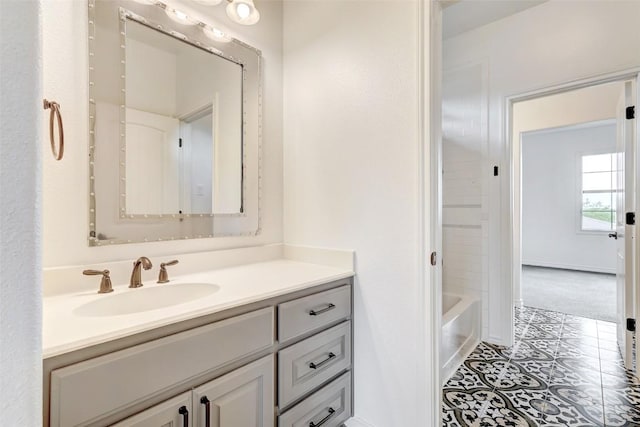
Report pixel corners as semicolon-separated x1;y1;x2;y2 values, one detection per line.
562;322;598;338
446;365;491;390
490;360;551;391
442;406;465;426
442;387;499;412
498;340;556;362
554;354;601;374
442;305;640;427
468;341;510;361
546;361;602;389
560;335;599;349
555;340;600;359
522;324;560;340
539;387;604;426
496;387;549;422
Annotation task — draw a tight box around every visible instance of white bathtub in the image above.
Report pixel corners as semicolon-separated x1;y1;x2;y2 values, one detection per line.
441;293;481;384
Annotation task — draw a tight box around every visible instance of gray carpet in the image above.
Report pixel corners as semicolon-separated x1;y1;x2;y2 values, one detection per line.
522;265;616;322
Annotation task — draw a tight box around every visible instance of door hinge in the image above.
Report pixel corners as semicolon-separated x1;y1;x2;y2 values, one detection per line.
178;138;183;148
627;318;636;332
626;212;635;225
626;106;635;120
430;252;437;266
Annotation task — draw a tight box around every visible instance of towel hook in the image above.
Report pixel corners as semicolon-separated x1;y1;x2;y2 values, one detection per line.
43;99;64;161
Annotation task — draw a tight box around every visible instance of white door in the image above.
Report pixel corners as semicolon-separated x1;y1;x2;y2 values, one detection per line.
615;80;636;371
112;391;192;427
126;108;180;215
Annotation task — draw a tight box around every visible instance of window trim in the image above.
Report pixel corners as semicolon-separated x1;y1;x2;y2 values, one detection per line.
576;150;618;234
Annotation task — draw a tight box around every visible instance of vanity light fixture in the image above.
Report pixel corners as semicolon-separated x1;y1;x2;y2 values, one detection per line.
193;0;223;5
202;25;231;42
165;6;197;25
226;0;260;25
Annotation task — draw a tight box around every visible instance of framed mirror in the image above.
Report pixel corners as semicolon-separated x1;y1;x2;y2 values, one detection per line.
88;0;262;246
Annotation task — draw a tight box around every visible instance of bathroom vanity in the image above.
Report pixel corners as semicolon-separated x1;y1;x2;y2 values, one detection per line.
43;257;354;427
42;1;355;425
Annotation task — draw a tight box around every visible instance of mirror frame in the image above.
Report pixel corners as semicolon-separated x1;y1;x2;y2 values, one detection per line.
88;0;262;246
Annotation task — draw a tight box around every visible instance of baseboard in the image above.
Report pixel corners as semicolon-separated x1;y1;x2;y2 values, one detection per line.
522;261;615;275
514;298;523;307
344;417;377;427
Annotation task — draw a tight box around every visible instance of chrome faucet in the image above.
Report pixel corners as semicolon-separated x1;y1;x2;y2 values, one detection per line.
130;256;152;288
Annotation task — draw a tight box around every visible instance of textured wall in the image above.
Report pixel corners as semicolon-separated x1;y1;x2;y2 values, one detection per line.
0;0;43;423
283;1;427;426
522;123;617;273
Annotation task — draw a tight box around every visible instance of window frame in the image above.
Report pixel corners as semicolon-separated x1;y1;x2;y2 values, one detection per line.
577;150;619;234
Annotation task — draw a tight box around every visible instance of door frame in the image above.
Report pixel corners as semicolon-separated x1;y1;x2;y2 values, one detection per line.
506;68;640;346
427;1;444;426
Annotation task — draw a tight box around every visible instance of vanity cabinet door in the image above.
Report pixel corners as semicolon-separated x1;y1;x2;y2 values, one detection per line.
192;355;274;427
111;391;192;427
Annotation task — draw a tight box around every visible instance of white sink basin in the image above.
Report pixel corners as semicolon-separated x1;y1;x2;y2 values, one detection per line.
73;283;220;317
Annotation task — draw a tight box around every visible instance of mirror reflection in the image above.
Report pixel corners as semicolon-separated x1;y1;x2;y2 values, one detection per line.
90;0;261;245
124;20;243;216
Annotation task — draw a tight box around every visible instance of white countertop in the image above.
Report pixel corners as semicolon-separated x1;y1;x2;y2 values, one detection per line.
43;259;354;359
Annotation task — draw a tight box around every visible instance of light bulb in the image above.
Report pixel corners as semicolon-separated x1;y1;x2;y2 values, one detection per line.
236;3;251;19
165;7;197;25
226;0;260;25
202;26;231;42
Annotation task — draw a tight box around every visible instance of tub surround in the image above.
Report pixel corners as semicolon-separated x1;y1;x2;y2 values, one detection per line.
441;292;481;384
43;244;354;358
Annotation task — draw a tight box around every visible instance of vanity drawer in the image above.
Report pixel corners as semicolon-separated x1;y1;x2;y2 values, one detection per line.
278;286;351;342
278;372;351;427
279;321;351;408
49;307;274;427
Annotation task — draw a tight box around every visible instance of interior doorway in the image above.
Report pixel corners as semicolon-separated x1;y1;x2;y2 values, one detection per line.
514;81;622;321
510;77;638;372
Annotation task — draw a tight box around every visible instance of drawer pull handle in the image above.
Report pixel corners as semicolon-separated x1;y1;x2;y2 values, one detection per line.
309;407;335;427
201;396;211;427
309;303;335;316
309;352;336;369
178;405;189;426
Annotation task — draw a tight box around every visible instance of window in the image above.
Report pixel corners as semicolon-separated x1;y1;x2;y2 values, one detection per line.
581;153;617;232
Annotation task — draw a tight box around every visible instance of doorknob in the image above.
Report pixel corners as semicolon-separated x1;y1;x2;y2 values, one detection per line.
608;232;618;239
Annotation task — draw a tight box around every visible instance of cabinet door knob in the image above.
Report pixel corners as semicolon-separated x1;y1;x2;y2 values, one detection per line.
178;405;189;427
200;396;211;427
309;407;335;427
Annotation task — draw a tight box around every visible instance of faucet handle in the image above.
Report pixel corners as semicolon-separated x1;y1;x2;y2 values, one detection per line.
158;260;179;284
83;269;113;294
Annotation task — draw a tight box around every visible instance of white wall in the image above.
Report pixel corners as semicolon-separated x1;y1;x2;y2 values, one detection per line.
444;0;640;344
0;0;43;423
522;122;617;273
283;1;427;426
42;0;283;269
